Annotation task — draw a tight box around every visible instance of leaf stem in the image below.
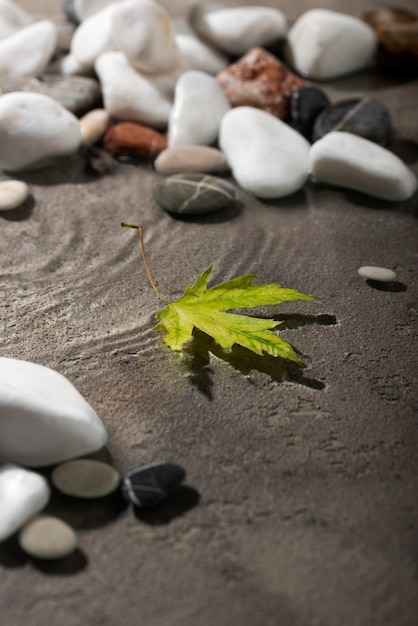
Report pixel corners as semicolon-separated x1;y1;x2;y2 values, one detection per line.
121;223;168;304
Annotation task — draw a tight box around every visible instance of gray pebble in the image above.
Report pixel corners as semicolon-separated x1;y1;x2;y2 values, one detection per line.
60;0;79;25
51;459;120;499
313;98;392;146
358;266;397;282
19;515;78;559
153;173;236;214
0;75;101;116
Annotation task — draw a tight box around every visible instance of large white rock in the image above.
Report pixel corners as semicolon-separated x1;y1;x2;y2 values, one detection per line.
285;9;377;80
0;0;33;40
168;70;230;147
111;0;179;74
0;93;82;171
95;51;173;127
173;16;228;75
309;131;418;201
219;106;310;199
0;465;50;541
71;4;116;71
191;4;287;56
0;20;57;78
0;358;108;467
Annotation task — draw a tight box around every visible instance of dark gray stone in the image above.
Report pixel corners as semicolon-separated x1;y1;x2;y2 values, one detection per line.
60;0;79;25
122;462;186;508
0;75;101;116
312;98;392;145
153;173;236;214
290;86;330;141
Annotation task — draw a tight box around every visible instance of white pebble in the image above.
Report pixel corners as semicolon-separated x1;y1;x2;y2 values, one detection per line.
95;51;173;128
219;106;310;199
60;52;94;77
0;20;57;78
285;9;377;80
74;0;121;21
0;92;82;171
168;70;230;147
79;108;111;145
357;266;397;282
0;357;108;467
191;5;287;56
19;516;77;559
0;465;50;542
71;4;116;72
0;180;29;211
309;132;418;201
175;32;228;75
111;0;179;74
52;459;120;498
0;0;33;40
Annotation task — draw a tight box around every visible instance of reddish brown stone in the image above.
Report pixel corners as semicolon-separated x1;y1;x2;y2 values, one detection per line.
102;122;167;159
216;47;305;120
363;7;418;71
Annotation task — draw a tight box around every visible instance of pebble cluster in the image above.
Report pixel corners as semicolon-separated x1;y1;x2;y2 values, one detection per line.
0;0;415;211
0;0;416;557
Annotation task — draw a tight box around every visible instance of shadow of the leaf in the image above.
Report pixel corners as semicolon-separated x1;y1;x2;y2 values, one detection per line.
182;317;332;398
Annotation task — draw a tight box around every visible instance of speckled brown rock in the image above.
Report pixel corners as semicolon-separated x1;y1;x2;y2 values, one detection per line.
363;7;418;71
216;47;305;120
102;122;167;159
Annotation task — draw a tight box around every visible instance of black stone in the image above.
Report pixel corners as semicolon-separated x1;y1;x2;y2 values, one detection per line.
122;462;186;508
60;0;80;25
290;86;330;141
312;98;392;146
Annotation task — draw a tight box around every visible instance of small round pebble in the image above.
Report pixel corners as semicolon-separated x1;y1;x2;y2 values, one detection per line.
122;462;186;508
79;108;111;145
312;98;392;145
357;266;397;282
0;180;29;211
153;173;236;215
51;459;120;498
19;515;77;559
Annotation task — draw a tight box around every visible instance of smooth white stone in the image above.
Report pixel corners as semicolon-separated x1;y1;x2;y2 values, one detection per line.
0;180;29;211
0;465;50;541
219;106;310;199
357;266;397;282
0;20;57;79
168;70;230;147
71;4;116;71
79;108;111;145
309;132;418;201
112;0;179;74
74;0;122;21
0;0;33;40
191;4;287;56
285;9;377;80
173;16;228;74
0;93;82;171
60;52;94;77
95;51;172;128
0;357;108;467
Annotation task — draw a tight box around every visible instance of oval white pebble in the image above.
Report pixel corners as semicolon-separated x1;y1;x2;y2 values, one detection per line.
19;515;77;559
52;459;120;498
0;92;83;172
0;19;57;79
219;106;310;199
71;4;116;71
0;0;33;41
0;465;50;542
309;131;418;201
0;180;29;211
357;266;397;282
285;9;377;80
0;357;108;467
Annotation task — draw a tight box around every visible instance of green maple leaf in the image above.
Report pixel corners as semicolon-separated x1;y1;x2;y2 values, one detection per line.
122;224;314;364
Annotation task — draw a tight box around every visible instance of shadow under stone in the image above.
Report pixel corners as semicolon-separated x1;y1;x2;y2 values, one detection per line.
132;486;200;525
0;194;35;222
0;534;28;569
30;548;88;576
366;279;407;292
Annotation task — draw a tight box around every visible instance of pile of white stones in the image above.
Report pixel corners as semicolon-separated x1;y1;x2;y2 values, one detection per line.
0;0;415;204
